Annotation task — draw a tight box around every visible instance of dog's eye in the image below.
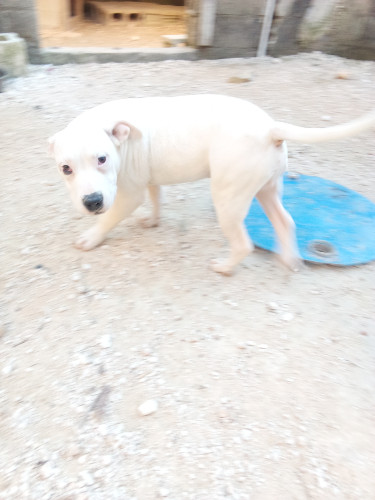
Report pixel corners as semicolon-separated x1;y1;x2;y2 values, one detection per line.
62;164;73;175
98;156;107;165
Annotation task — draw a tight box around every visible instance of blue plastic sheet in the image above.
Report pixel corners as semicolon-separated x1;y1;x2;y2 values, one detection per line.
245;174;375;265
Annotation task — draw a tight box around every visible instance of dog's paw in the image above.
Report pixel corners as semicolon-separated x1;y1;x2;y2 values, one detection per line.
210;259;234;276
75;227;105;251
279;254;304;272
139;216;159;229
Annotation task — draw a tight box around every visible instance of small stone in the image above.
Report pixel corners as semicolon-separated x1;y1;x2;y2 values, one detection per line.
76;494;89;500
141;347;152;356
218;408;229;419
335;71;350;80
2;361;14;376
297;436;307;446
102;455;112;465
281;312;294;322
159;487;170;497
67;443;80;457
138;399;158;416
240;429;252;441
98;423;109;435
71;272;81;281
227;76;251;84
40;461;54;479
80;470;94;486
321;115;332;121
99;334;112;348
267;302;279;312
81;263;91;270
246;341;256;346
258;344;268;349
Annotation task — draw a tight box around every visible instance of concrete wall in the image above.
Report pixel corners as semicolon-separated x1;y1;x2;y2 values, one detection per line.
36;0;68;30
36;0;85;30
0;0;39;58
188;0;265;59
296;0;375;60
1;0;375;63
191;0;375;60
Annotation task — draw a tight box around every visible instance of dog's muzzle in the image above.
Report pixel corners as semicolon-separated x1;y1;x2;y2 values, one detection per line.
82;192;104;213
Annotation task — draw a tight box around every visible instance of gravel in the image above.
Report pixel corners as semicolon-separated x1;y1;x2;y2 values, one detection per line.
0;52;375;499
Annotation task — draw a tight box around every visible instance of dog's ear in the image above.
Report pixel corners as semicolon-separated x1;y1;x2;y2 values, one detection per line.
47;134;56;157
109;121;142;146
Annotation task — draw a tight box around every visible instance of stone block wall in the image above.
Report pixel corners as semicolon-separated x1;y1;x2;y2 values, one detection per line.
187;0;265;58
191;0;375;60
0;0;39;58
296;0;375;60
0;0;374;63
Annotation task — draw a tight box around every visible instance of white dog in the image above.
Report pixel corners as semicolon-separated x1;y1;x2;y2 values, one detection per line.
48;95;375;275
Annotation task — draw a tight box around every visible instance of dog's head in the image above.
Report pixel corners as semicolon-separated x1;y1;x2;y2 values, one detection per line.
48;121;140;215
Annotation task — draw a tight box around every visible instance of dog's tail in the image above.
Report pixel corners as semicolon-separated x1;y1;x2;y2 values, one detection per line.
271;111;375;144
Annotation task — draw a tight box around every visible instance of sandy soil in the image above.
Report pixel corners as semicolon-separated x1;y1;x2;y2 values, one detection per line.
1;53;375;500
39;16;186;48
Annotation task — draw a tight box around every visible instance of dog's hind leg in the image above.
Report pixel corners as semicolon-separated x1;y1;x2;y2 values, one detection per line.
75;188;145;251
256;179;301;271
210;185;256;276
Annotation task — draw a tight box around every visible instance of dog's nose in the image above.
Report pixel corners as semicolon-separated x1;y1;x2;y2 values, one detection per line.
82;192;103;212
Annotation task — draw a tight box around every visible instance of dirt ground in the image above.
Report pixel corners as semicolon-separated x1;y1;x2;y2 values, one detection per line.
1;53;375;500
39;16;186;48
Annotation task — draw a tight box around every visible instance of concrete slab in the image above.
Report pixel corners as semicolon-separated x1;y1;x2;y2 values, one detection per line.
0;32;28;77
37;46;197;65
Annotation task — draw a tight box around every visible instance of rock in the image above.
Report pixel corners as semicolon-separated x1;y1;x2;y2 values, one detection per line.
102;455;112;465
227;76;251;84
67;443;81;457
281;312;294;322
335;71;350;80
2;361;14;376
89;386;112;418
240;429;252;441
40;461;54;479
297;436;307;446
99;334;112;348
159;487;170;497
267;302;279;312
162;34;187;47
80;470;94;486
138;399;158;416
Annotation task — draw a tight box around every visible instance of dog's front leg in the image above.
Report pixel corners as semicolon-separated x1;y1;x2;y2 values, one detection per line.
140;185;161;228
75;188;145;251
